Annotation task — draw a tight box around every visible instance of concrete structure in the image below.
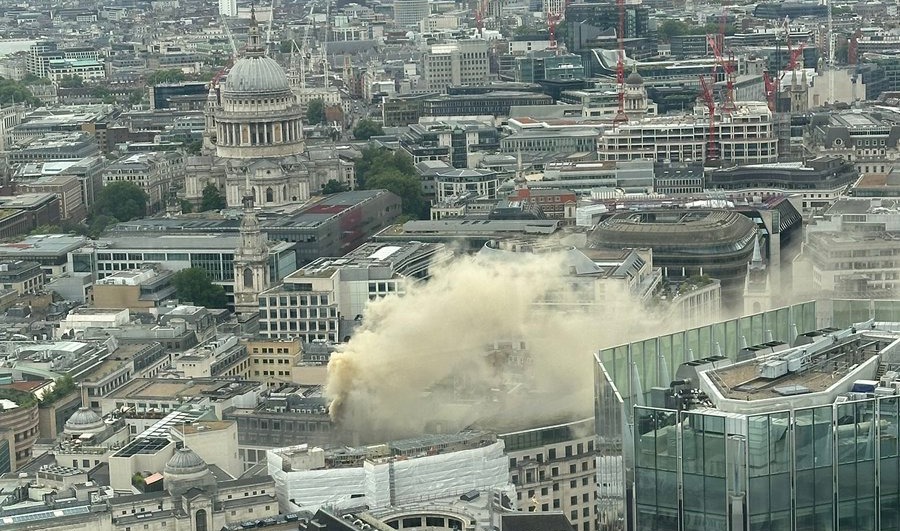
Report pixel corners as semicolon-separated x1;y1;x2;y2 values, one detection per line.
393;0;429;28
173;335;249;378
597;102;778;164
101;151;184;213
259;241;449;341
589;210;759;307
802;198;900;298
500;418;597;531
0;260;44;295
245;338;304;388
17;175;86;221
424;40;490;93
91;267;176;314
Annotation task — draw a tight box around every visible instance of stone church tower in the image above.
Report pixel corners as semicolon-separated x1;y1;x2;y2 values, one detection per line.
233;180;269;319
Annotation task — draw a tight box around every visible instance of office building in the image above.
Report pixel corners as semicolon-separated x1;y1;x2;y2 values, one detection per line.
6;133;100;165
424;40;490;93
102;151;185;213
259;241;449;341
219;0;237;16
17;174;87;221
802;198;900;298
393;0;429;28
705;156;858;214
806;109;900;177
69;234;296;309
91;267;176;314
594;298;900;531
0;260;44;295
0;234;88;277
589;210;759;306
598;102;778;164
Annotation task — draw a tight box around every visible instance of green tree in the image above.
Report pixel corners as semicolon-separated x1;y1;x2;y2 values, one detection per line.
184;139;202;154
321;179;348;194
94;182;148;222
39;376;76;406
87;214;115;238
145;69;186;85
353;119;384;140
657;20;690;43
356;147;425;217
180;200;194;214
58;75;84;88
200;183;226;212
306;98;326;125
0;77;42;106
171;268;228;308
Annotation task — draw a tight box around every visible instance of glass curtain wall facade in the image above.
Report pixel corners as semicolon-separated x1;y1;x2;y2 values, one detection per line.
630;396;899;531
594;299;900;531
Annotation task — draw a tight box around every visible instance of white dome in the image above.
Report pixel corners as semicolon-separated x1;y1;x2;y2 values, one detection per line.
224;56;291;96
165;447;208;476
64;407;104;435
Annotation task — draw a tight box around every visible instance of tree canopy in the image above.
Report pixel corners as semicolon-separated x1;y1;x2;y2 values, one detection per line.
356;147;426;219
321;179;348;194
145;69;187;85
171;268;228;309
353;119;384;140
94;182;148;222
57;75;84;88
200;183;226;212
0;77;41;106
306;98;326;125
656;19;735;43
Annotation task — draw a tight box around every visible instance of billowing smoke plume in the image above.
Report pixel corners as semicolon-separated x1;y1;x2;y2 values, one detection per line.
326;250;659;443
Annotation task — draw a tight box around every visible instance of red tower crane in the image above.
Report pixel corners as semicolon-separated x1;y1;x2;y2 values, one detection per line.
547;10;560;52
475;0;488;36
706;34;736;113
783;17;805;70
613;0;627;123
699;75;718;162
763;70;777;112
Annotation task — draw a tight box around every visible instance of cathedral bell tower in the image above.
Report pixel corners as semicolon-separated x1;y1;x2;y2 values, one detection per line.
233;178;269;319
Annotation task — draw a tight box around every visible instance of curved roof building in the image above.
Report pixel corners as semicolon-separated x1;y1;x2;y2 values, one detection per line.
64;407;105;436
589;210;758;305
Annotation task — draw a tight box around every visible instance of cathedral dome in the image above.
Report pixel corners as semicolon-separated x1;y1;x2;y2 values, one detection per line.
626;70;643;86
64;407;104;435
164;447;208;477
224;56;291;96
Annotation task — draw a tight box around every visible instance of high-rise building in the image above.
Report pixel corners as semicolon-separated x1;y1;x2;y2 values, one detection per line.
218;0;237;17
594;298;900;531
424;40;490;93
393;0;429;28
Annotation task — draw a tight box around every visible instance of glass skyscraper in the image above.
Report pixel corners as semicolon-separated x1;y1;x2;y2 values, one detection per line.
595;299;900;531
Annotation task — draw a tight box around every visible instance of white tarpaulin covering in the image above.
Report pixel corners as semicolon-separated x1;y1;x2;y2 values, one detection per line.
268;441;509;513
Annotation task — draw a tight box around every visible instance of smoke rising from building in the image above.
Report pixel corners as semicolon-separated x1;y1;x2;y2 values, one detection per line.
325;250;660;443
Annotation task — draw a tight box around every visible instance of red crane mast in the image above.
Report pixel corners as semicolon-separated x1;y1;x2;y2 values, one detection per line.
613;0;627;123
699;75;718;162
